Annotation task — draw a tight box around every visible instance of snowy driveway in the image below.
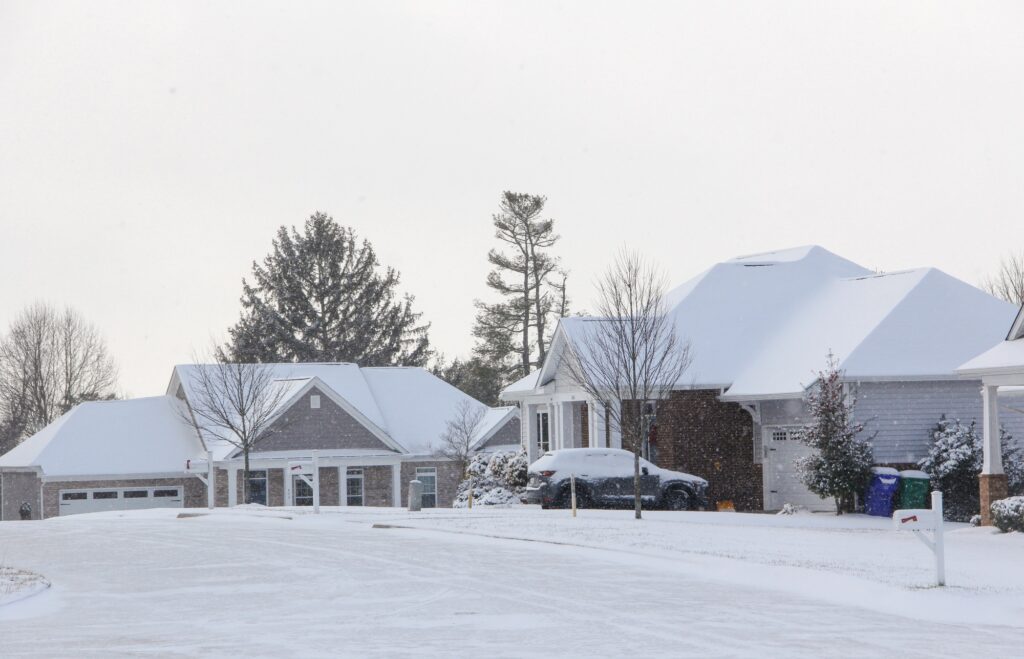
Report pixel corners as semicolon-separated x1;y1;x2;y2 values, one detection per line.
1;507;1023;657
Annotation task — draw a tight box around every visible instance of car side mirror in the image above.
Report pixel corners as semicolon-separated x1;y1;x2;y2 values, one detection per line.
641;467;649;476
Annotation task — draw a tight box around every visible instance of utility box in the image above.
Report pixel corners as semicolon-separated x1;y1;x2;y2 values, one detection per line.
408;479;423;512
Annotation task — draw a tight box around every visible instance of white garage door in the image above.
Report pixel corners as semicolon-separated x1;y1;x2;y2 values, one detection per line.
764;428;833;512
58;487;184;516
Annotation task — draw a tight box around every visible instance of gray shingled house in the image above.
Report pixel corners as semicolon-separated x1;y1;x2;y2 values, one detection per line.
0;363;520;518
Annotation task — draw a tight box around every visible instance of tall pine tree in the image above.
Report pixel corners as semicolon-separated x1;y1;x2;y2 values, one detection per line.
227;212;431;366
471;192;566;381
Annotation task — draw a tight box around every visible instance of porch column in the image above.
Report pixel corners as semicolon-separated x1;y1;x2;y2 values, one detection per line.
590;400;605;448
227;467;238;507
608;401;622;449
338;465;348;507
283;467;292;508
559;401;575;449
391;463;401;508
525;402;539;463
980;384;1008;526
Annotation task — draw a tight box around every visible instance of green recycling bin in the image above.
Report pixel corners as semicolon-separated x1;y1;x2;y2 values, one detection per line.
898;470;930;509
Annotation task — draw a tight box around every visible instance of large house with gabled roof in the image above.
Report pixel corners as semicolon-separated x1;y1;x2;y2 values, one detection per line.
0;363;519;519
502;246;1024;512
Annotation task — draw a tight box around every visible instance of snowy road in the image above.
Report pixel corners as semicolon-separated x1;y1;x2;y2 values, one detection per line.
1;508;1022;657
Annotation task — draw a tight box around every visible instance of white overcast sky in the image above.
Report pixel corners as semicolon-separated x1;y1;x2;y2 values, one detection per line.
2;1;1023;397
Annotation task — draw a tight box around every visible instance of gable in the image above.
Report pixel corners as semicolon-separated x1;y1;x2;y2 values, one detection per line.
480;416;521;449
253;386;397;454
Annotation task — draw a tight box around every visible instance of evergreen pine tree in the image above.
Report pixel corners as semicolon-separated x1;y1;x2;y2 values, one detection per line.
471;192;567;381
795;353;874;515
227;212;431;366
919;416;1024;521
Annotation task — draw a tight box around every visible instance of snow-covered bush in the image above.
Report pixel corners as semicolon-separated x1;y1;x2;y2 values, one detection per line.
990;496;1024;533
776;503;808;516
970;514;982;527
795;354;874;515
453;448;528;508
919;416;1024;522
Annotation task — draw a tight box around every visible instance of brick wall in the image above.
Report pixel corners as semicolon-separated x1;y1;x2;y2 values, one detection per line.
319;467;340;506
363;466;394;506
652;390;762;511
400;461;461;508
268;468;284;506
0;471;42;520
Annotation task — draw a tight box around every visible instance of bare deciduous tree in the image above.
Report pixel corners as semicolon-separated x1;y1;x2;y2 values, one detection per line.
563;250;692;519
0;303;118;449
982;252;1024;306
436;399;487;479
178;347;289;504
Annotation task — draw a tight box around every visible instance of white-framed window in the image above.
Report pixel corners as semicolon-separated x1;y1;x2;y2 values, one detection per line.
346;468;364;506
310;394;321;409
247;470;268;505
537;412;550;453
292;474;314;506
416;467;437;508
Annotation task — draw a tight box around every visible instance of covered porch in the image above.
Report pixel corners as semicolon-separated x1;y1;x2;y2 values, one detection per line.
958;307;1024;525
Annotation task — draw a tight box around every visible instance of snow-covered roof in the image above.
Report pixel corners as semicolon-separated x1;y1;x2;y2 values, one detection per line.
508;246;1018;401
0;396;205;476
959;341;1024;376
502;370;541;394
170;363;510;456
470;406;520;450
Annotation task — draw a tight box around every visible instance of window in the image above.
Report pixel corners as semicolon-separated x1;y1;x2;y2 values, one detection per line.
246;470;267;505
416;467;437;508
93;491;118;500
293;475;314;506
310;394;321;409
346;468;364;506
123;490;148;498
62;492;86;501
153;489;179;498
772;429;789;442
537;412;550;453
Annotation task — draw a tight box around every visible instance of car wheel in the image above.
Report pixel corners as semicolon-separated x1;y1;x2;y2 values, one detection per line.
664;488;690;511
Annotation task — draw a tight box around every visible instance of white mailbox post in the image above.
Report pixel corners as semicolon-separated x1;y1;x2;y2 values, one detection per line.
892;490;945;587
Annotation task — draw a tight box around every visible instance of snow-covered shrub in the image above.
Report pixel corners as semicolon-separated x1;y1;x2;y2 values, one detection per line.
990;496;1024;533
776;503;808;516
970;514;982;527
453;448;528;508
795;354;874;515
919;416;1024;522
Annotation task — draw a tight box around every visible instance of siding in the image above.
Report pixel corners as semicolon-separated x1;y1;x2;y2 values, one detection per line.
480;417;521;450
758;380;1024;466
255;386;396;453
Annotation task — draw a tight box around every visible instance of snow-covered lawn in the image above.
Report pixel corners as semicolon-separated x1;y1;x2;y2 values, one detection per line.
2;506;1023;656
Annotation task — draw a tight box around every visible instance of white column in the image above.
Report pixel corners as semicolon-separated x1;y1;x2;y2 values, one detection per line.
559;401;575;449
391;464;401;508
608;402;622;449
283;467;292;507
551;402;562;450
227;467;238;507
206;450;215;510
590;400;606;448
524;402;539;463
339;464;348;507
312;451;320;514
982;384;1004;475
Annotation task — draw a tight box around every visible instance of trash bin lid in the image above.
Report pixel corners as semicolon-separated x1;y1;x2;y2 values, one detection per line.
871;466;900;476
898;469;929;480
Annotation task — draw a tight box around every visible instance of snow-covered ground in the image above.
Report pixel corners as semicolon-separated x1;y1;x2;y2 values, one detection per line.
2;506;1023;657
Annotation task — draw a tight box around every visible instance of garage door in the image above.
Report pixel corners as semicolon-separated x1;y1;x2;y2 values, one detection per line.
764;428;833;512
58;487;184;516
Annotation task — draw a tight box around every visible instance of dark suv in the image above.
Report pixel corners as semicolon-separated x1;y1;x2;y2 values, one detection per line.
524;448;708;510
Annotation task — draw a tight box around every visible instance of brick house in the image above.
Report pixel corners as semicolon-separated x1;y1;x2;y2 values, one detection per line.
0;363;520;519
502;246;1024;511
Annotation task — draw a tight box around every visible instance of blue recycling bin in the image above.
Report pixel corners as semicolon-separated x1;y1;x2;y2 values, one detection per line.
864;467;901;517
